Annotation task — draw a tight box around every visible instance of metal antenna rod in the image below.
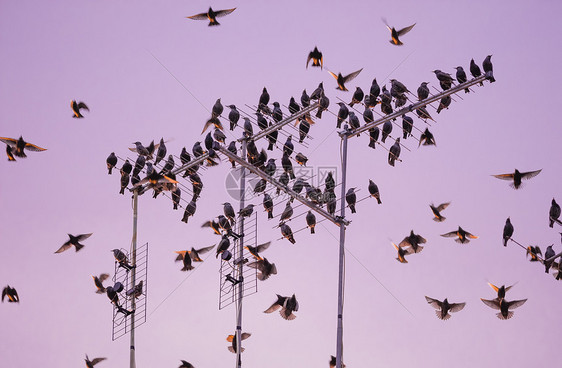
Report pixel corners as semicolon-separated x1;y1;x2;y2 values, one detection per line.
218;146;347;227
335;127;350;368
235;140;247;368
130;189;138;368
351;74;488;137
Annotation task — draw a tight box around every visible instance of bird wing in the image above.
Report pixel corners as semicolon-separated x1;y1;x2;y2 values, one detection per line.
77;102;89;111
246;261;263;271
215;8;236;17
186;12;209;20
492;173;515;181
507;299;527;310
264;302;282;314
76;233;93;241
436;202;450;212
196;244;215;254
466;232;478;239
0;137;17;147
343;68;363;83
1;287;6;302
22;142;47;152
398;237;411;248
521;169;542;180
424;296;442;310
256;241;271;252
488;282;499;293
54;241;72;253
381;17;392;31
440;231;458;238
449;302;466;313
396;23;416;36
90;357;107;365
327;70;339;81
480;298;500;310
99;273;110;282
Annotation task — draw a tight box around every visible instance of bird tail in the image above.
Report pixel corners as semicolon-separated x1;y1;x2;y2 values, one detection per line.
268;211;273;220
181;265;195;271
289;236;296;244
376;197;382;205
503;238;508;247
231;161;236;168
368;140;376;149
433;216;445;222
310;226;315;234
350;205;356;214
119;187;125;195
464;87;470;93
209;20;220;27
96;288;106;294
108;167;113;175
268;142;274;151
316;109;323;118
75;243;85;252
437;310;451;320
497;312;513;320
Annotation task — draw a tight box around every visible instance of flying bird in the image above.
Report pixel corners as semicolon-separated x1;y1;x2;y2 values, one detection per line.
247;257;277;281
430;202;450;222
0;136;46;158
92;273;110;294
382;18;416;45
71;100;89;118
175;250;195;271
264;294;299;320
392;242;412;263
526;245;542;262
186;7;236;26
306;46;323;69
491;169;542;189
245;241;271;261
480;298;527;320
399;230;427;254
425;296;466;320
441;226;478;244
178;360;195;368
2;285;19;303
549;198;561;228
84;355;106;368
226;332;251;353
419;128;436;146
503;218;514;247
328;68;363;91
488;282;514;301
55;233;93;253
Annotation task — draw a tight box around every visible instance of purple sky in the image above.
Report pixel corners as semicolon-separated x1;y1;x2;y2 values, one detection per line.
1;0;561;367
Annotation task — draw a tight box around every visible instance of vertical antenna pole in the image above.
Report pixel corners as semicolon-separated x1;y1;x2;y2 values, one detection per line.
130;189;138;368
336;128;349;368
235;140;247;368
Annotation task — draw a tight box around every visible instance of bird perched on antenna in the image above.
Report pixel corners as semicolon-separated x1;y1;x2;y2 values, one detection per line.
0;136;46;160
328;68;363;91
425;296;466;320
55;233;93;253
71;100;89;118
306;46;323;69
186;7;236;26
492;169;542;189
382;18;416;46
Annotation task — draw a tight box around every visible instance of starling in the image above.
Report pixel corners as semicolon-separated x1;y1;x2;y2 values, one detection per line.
388;138;401;166
131;141;151;158
544;245;556;273
526;245;542;262
226;141;237;168
348;111;361;135
253;179;267;194
254;112;268;131
368;179;381;204
226;104;240;130
390;79;410;95
263;193;274;220
419;128;436;146
441;226;478;244
222;202;236;223
1;285;19;303
381;120;392;143
325;172;336;192
175;250;194;271
399;230;427;254
84;355;106;368
92;273;109;294
482;55;495;82
201;220;221;235
436;95;451;113
0;136;46;158
326;191;337;216
295;152;308;166
369;78;381;103
349;86;364;107
307;46;323;69
181;200;197;223
470;59;483;86
264;294;299;320
402;115;414;139
382;19;416;45
363;105;374;125
306;211;316;234
186;7;236;26
216;235;231;258
549;198;561;228
455;66;470;93
248;257;277;281
112;249;133;270
368;127;380;149
171;187;181;210
213;128;226;144
282;153;295;179
71;100;89;118
310;83;324;100
266;126;277;150
425;296;466;320
178;360;195;368
416;106;434;121
258;87;270;115
393;242;413;263
106;152;117;175
55;233;93;253
430;202;450;222
153;138;167;166
160;155;175;174
417;82;430;100
481;298;527;320
336;102;349;129
329;355;346;368
492;169;542;189
488;282;514;301
301;89;311;106
289;97;300;114
345;187;357;214
126;280;144;299
245;241;272;261
202;117;223;135
280;202;294;222
272;101;283;123
283;135;294;157
226;332;251;353
238;204;255;218
280;222;296;244
192;141;204;157
328;68;363;91
299;117;311;142
503;218;514;247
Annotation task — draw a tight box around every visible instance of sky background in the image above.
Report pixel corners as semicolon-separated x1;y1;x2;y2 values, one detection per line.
1;0;561;367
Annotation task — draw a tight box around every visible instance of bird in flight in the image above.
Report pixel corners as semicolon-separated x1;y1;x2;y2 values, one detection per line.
441;226;478;244
92;273;110;294
425;296;466;320
328;68;363;91
264;294;299;320
382;18;416;45
71;100;89;118
186;7;236;26
84;355;106;368
491;169;542;189
430;202;450;222
2;285;19;303
306;46;323;69
55;233;93;253
0;136;46;160
480;297;527;320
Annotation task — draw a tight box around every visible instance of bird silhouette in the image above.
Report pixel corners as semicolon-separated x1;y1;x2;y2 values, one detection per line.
492;169;542;189
549;198;561;227
488;282;514;301
425;296;466;320
430;202;450;222
307;47;323;69
186;7;236;26
503;218;514;247
526;245;542;262
481;298;527;320
441;226;478;244
392;242;413;263
2;285;19;303
382;18;416;45
92;273;110;294
247;257;277;281
399;230;427;254
84;355;106;368
71;100;89;118
264;294;299;320
55;233;93;253
328;68;363;91
226;332;251;353
178;360;195;368
0;136;46;158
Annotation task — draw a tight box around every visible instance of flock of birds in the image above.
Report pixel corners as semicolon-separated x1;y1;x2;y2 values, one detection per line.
2;5;560;368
